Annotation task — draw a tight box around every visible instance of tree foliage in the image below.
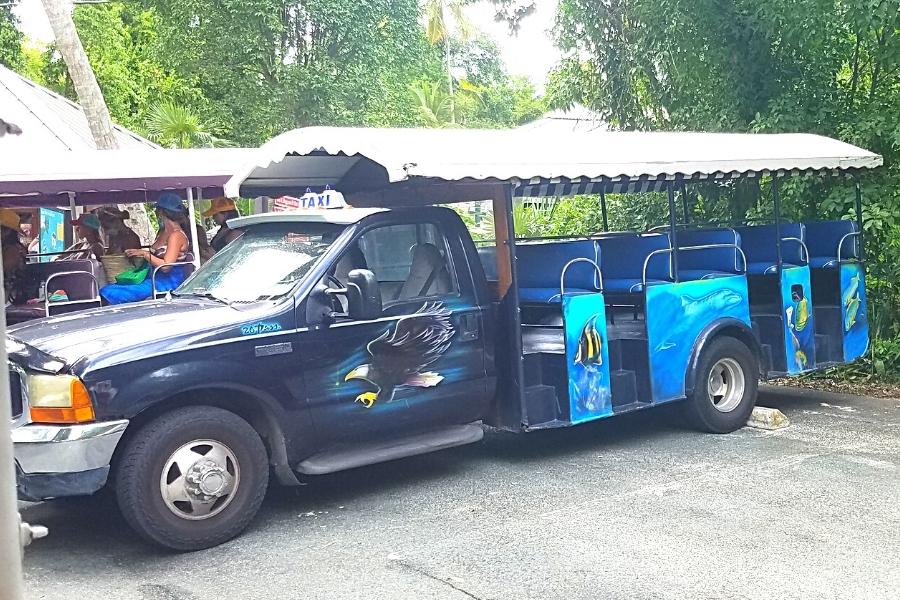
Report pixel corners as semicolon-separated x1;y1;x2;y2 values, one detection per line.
0;3;24;70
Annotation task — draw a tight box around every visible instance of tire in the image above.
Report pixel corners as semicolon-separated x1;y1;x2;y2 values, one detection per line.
683;336;758;433
114;406;269;551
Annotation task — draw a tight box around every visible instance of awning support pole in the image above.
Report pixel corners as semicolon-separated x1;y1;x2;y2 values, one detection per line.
599;189;609;232
668;183;679;282
855;179;865;262
185;188;201;268
680;182;689;225
0;267;26;599
772;175;783;272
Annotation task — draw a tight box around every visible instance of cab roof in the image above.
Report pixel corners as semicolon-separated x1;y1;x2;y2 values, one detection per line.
225;127;883;206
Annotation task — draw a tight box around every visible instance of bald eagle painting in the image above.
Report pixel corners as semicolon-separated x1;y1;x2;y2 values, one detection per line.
344;302;455;408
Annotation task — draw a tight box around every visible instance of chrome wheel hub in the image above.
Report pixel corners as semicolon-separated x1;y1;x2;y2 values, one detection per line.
708;357;746;413
160;440;240;520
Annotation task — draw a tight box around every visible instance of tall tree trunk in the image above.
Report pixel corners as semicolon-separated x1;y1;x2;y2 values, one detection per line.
40;0;153;243
40;0;117;150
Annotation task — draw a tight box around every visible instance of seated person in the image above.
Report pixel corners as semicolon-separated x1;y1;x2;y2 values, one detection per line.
96;206;142;253
55;213;105;261
204;197;242;252
1;208;28;305
100;194;193;304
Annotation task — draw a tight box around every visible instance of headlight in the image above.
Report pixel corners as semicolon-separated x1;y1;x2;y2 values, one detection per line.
26;374;95;424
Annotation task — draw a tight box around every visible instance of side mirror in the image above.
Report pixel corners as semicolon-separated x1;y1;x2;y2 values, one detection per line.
305;281;335;326
347;269;382;320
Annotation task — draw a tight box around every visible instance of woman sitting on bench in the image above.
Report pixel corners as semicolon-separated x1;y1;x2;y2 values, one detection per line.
100;194;192;305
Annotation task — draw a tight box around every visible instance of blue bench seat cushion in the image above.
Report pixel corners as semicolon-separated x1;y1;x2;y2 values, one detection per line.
603;278;669;294
519;287;594;304
678;269;739;281
746;261;799;275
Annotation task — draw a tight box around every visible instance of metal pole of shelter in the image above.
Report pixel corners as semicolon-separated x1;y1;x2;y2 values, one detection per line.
680;182;690;225
855;179;865;262
772;175;783;272
503;183;528;428
185;188;201;269
667;182;679;282
0;267;26;600
599;188;609;232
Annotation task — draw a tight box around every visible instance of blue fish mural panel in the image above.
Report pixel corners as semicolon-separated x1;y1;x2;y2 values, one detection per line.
563;293;612;423
841;263;869;362
646;277;751;402
781;266;816;374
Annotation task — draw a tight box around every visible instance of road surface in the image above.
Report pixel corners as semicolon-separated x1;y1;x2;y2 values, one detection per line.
19;387;900;599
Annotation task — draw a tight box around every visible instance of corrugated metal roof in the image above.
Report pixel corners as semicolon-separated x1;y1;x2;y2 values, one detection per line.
225;127;883;204
0;63;157;152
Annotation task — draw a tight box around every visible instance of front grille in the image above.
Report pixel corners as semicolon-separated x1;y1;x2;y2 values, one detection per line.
9;370;23;419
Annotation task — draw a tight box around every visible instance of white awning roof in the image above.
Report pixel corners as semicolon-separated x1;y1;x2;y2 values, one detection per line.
225;127;882;205
0;147;257;206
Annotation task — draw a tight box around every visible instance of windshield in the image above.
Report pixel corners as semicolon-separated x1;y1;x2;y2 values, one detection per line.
177;223;345;303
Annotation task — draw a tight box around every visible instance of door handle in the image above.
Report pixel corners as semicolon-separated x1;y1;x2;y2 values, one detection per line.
459;312;480;341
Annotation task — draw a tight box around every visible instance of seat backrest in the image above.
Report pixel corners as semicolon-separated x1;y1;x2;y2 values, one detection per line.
596;233;671;281
21;259;96;299
677;228;742;273
398;243;451;299
477;245;498;280
515;240;599;291
804;220;858;260
737;223;805;264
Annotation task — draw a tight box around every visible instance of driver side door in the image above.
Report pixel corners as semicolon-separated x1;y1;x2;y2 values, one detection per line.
299;216;488;446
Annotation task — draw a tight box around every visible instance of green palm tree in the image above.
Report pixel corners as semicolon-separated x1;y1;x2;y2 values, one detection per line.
145;102;231;149
423;0;474;124
412;81;453;127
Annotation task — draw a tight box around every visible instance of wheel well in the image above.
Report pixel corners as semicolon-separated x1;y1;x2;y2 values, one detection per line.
111;388;290;479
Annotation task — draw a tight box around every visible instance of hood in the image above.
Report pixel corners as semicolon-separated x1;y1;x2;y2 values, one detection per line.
7;298;290;374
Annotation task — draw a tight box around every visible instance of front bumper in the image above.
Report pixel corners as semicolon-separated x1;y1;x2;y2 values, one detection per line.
12;420;128;500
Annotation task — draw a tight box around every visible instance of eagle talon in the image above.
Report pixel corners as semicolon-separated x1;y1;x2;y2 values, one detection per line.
355;392;378;408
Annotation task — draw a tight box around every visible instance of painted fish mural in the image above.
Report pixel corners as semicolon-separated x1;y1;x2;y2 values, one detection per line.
780;267;815;374
344;302;455;408
843;274;862;332
574;315;604;368
653;288;743;352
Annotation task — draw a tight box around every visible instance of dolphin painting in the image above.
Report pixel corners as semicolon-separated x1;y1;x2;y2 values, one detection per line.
653;288;744;352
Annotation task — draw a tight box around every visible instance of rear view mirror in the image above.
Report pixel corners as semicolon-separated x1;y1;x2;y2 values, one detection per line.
347;269;382;320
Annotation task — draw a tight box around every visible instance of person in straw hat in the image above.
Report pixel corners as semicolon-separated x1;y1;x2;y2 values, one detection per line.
0;208;28;304
203;197;242;253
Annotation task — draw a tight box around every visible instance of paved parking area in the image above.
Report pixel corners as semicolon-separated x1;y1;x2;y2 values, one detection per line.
19;387;900;600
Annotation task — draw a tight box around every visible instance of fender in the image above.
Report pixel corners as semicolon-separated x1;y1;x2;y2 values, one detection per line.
85;356;317;484
683;317;762;397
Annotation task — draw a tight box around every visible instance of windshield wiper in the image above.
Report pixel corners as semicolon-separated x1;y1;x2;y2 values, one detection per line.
173;290;233;306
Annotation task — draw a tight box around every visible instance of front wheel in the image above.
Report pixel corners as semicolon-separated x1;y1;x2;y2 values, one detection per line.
114;406;269;551
684;336;758;433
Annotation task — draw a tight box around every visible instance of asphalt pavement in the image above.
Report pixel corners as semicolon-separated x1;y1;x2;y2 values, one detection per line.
18;386;900;600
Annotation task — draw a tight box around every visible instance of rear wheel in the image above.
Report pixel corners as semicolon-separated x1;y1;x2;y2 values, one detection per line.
115;406;269;551
684;336;758;433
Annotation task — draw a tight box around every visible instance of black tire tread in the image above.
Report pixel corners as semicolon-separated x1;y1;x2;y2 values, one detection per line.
684;335;758;434
115;406;269;551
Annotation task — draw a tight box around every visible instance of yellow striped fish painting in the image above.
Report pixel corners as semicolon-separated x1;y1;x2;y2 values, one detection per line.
574;315;604;367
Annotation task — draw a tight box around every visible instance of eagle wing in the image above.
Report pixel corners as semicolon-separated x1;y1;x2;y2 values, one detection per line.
367;302;455;383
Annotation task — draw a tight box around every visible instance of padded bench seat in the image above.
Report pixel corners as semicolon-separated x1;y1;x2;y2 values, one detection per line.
515;240;600;304
737;223;807;276
805;220;860;269
603;278;669;294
